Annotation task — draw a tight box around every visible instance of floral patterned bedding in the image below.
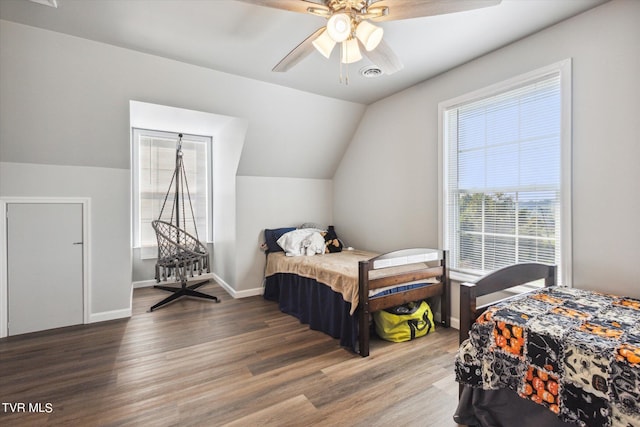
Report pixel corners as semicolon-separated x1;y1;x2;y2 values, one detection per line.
455;286;640;427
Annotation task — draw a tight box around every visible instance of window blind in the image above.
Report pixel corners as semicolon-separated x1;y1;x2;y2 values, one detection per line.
133;129;210;248
444;73;562;275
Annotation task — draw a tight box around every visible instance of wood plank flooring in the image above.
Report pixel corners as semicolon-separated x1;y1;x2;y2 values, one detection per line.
0;281;464;426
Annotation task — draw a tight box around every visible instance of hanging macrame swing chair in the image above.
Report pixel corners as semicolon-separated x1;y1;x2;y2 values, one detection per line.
149;133;219;312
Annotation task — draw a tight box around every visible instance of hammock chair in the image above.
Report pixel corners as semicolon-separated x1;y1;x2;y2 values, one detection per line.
149;133;219;312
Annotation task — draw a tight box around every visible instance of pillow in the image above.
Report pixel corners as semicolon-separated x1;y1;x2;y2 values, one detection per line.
323;225;343;253
264;227;296;253
277;229;326;256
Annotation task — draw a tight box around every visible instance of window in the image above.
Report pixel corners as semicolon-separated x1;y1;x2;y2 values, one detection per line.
132;128;212;249
439;60;572;285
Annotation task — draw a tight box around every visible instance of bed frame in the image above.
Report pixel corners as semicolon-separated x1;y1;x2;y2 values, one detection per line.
458;262;557;344
358;248;450;357
265;245;450;357
457;262;556;400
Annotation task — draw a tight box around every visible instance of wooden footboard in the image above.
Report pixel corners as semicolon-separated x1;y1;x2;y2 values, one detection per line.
358;248;450;357
458;263;556;344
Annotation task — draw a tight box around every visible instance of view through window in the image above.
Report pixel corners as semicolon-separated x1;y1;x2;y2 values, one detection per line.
132;128;211;248
441;62;571;283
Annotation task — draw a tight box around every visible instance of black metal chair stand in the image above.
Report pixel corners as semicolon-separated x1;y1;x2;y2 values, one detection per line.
150;279;218;312
149;220;219;312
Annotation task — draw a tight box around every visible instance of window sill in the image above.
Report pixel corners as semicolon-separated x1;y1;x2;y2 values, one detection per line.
138;246;158;260
504;282;544;295
449;270;482;284
449;270;545;296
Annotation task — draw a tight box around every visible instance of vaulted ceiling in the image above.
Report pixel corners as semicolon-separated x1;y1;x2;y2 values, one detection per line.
0;0;608;105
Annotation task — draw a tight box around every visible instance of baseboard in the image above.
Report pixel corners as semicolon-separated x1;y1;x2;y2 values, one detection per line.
89;308;132;323
232;286;265;298
212;273;263;299
449;316;460;330
132;279;157;289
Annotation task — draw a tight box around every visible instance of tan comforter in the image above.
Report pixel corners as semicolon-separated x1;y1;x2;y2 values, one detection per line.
265;249;376;314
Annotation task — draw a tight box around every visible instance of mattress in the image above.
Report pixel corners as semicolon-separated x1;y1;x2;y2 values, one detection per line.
265;250;437;314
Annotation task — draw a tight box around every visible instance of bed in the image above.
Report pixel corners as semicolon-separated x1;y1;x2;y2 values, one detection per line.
454;263;640;427
262;227;450;357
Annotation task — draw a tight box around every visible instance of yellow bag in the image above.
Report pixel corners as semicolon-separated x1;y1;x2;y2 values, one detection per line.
374;300;435;342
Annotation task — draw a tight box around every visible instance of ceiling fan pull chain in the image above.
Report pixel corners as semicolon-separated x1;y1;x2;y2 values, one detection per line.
345;44;350;85
339;43;344;84
345;62;350;85
339;41;350;85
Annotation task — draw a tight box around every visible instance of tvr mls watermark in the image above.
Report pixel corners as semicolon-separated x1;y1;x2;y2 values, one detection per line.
2;402;54;414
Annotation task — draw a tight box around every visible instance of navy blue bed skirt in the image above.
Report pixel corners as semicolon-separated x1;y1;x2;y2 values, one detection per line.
264;273;359;352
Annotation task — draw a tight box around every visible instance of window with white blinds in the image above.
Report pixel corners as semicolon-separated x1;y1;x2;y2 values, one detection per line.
440;60;572;284
132;128;212;248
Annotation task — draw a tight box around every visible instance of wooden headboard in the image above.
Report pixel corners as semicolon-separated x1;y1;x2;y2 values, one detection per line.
458;263;556;343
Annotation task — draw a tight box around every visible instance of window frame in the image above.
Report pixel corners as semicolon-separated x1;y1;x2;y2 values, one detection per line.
438;59;572;287
131;128;213;250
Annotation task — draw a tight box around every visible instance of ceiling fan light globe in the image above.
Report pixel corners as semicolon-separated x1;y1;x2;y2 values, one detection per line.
356;20;384;51
340;38;362;64
327;13;351;43
312;29;336;58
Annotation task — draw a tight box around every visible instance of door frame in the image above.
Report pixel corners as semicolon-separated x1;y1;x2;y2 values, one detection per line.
0;197;91;338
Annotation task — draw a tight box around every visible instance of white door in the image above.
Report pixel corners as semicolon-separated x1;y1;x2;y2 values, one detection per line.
7;203;84;335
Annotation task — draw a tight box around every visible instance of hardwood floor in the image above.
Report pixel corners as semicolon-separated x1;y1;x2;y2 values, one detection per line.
0;281;463;426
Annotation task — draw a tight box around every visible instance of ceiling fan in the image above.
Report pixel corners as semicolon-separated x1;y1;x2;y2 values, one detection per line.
242;0;502;77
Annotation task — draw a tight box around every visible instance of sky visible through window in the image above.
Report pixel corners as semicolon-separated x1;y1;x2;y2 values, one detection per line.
457;82;560;194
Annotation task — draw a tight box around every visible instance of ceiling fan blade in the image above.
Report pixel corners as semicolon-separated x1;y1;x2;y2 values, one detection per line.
359;39;404;75
272;27;325;72
236;0;330;15
370;0;501;22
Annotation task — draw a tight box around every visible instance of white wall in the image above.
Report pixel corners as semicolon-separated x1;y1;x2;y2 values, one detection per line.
213;118;249;291
334;0;640;324
333;94;440;253
0;21;365;179
235;176;334;295
0;19;362;321
0;162;131;320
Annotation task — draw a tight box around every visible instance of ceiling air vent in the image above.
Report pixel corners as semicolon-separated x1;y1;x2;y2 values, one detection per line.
360;65;384;79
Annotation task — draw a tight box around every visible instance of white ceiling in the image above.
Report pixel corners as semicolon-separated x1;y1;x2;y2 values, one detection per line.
0;0;608;104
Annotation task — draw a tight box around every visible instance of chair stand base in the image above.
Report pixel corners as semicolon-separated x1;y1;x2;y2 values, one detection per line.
149;280;220;312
